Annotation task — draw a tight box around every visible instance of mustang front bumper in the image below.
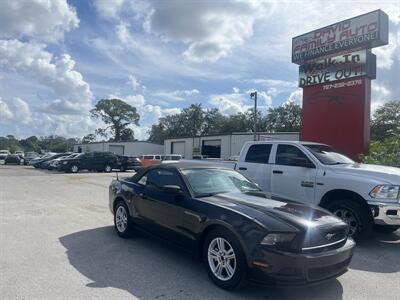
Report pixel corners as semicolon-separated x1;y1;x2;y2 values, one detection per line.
369;201;400;226
249;238;355;285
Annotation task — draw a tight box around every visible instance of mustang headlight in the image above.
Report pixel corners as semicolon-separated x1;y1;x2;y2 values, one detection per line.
369;185;399;200
261;233;296;246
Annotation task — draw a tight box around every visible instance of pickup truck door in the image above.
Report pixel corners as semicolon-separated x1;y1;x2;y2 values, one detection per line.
270;144;317;205
235;143;272;196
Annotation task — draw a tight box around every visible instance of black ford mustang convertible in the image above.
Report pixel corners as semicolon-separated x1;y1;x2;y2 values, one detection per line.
109;163;355;290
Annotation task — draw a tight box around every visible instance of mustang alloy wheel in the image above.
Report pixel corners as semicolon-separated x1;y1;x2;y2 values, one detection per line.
208;237;236;281
115;206;128;233
70;165;79;173
113;201;134;238
203;228;246;290
104;165;112;173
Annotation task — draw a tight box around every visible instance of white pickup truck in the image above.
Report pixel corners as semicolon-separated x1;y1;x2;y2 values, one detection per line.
232;141;400;240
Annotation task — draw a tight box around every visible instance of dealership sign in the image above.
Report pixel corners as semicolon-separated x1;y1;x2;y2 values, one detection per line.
298;50;376;87
292;10;388;64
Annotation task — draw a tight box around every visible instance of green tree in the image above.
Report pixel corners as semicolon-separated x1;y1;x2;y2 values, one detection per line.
371;100;400;141
90;99;140;142
82;134;96;144
264;102;302;132
362;134;400;167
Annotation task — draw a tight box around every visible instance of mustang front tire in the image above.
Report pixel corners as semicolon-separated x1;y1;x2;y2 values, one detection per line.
203;228;247;290
114;201;134;238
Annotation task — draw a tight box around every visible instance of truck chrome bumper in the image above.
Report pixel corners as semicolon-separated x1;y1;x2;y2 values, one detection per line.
368;201;400;225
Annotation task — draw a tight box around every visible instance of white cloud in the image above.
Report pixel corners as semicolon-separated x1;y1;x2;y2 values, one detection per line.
252;79;297;89
94;0;125;20
152;89;200;101
0;0;79;42
0;98;13;121
127;74;142;90
209;92;249;115
12;97;32;124
0;97;32;124
0;40;92;114
144;0;275;62
284;89;303;107
373;32;399;70
125;94;146;107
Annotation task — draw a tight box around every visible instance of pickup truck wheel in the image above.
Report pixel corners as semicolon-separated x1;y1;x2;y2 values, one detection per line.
114;201;134;238
326;199;373;241
104;164;112;173
203;228;247;290
70;164;79;173
374;225;400;233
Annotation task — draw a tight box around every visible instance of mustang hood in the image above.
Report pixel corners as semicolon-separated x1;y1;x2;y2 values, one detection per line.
206;192;345;231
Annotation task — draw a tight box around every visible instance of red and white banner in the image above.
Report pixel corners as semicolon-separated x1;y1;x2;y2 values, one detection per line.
292;10;388;64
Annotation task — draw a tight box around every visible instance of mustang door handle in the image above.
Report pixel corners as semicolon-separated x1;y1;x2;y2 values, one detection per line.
238;167;247;170
273;170;283;174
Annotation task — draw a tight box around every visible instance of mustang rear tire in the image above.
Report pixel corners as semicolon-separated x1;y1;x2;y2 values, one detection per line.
326;199;373;242
203;228;247;290
114;201;134;238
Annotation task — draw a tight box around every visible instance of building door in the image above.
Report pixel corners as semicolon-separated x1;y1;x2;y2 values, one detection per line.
171;142;185;156
202;140;221;158
109;145;124;155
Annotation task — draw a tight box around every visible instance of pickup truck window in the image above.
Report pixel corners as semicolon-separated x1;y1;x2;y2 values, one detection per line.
304;144;354;165
276;145;312;166
245;144;272;164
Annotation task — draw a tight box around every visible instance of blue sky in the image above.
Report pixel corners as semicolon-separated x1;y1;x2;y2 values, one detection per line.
0;0;399;140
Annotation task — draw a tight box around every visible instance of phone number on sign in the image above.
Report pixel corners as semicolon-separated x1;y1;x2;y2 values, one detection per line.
323;79;363;90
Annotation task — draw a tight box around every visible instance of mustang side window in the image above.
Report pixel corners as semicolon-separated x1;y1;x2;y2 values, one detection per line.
140;169;183;191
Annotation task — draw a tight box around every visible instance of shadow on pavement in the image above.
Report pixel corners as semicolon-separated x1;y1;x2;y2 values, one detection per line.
349;230;400;273
60;226;344;300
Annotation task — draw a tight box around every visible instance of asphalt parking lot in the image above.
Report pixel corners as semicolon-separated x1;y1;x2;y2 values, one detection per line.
0;165;399;300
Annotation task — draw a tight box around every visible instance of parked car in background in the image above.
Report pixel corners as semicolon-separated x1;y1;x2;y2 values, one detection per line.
192;155;209;160
48;153;80;170
15;151;24;158
4;154;21;165
109;163;355;290
162;154;182;161
116;155;141;172
58;152;118;173
139;154;162;167
29;153;56;167
34;153;71;169
233;141;400;240
23;152;39;165
0;150;10;160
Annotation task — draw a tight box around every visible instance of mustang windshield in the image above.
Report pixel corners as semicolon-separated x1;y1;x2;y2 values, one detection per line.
182;168;261;197
304;144;354;165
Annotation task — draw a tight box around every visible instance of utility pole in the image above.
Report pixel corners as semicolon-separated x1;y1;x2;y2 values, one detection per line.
250;91;257;141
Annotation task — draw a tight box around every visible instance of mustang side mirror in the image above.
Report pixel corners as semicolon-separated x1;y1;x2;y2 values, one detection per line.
162;185;182;194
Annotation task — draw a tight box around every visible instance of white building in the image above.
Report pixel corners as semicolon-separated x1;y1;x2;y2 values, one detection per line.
73;141;164;157
164;132;299;159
